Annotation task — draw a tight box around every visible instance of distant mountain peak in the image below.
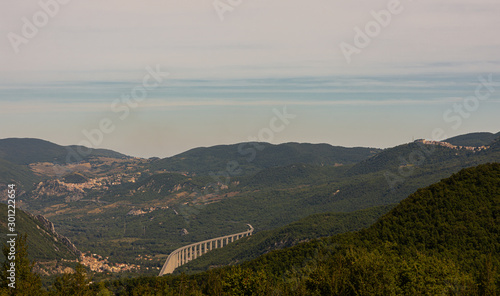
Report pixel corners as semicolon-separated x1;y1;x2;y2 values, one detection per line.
0;137;129;165
444;131;499;147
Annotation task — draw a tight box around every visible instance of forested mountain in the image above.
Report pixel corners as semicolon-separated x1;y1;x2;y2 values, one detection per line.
175;204;395;274
346;140;474;176
0;203;79;263
0;138;128;165
489;137;500;151
1;133;499;287
0;138;132;191
106;163;500;295
150;142;381;175
0;158;39;188
445;131;500;147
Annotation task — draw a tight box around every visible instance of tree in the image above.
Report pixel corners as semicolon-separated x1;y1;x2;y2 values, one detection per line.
476;254;498;296
0;234;44;295
51;263;91;296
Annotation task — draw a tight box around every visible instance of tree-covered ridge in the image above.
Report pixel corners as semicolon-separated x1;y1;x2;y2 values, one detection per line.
101;163;500;295
365;162;500;263
150;142;380;175
37;137;499;268
238;163;500;292
175;204;394;274
0;158;39;190
2;134;499;286
345;141;474;176
2;164;499;294
0;138;128;165
246;163;500;266
489;137;500;151
445;131;500;147
0;203;78;262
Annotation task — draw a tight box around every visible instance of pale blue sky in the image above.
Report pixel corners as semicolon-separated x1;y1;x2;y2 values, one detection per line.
0;0;499;157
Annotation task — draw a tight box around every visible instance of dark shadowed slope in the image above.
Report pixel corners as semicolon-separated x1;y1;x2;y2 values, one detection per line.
0;138;128;165
445;131;499;147
150;142;381;175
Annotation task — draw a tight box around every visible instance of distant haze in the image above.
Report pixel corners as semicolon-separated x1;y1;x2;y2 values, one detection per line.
1;0;499;158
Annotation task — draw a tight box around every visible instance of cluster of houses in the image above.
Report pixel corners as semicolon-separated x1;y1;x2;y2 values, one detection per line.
416;139;489;152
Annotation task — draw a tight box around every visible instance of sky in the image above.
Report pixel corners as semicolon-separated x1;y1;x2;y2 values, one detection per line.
0;0;499;158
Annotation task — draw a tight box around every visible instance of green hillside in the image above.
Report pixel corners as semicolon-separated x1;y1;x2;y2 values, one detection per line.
0;203;78;262
239;163;500;292
150;142;380;175
361;162;500;262
0;158;39;190
100;172;193;203
47;138;499;267
0;138;128;165
155;139;499;231
345;141;471;176
236;163;346;189
445;131;499;147
176;204;394;274
106;163;500;295
489;137;500;151
2;132;499;282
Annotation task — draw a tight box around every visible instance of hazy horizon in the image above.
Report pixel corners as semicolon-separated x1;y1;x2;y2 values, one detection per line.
1;128;499;160
1;0;499;158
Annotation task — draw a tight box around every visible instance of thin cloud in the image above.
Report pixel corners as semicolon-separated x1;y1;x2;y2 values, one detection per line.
1;0;499;81
0;97;475;114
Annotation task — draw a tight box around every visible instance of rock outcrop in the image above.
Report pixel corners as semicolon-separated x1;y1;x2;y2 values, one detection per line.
31;214;82;257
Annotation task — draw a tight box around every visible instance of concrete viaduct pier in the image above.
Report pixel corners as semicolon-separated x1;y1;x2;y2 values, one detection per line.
159;224;254;276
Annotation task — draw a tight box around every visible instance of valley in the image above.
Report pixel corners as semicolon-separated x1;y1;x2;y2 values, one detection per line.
0;132;499;288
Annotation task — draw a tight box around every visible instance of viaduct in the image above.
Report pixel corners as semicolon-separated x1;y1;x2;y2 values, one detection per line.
159;224;254;276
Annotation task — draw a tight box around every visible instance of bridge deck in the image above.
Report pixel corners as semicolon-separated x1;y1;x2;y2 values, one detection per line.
158;224;254;276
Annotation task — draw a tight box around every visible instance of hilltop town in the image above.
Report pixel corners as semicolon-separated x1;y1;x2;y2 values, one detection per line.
416;139;489;152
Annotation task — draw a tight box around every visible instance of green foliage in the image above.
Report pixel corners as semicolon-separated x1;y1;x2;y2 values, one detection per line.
445;131;499;147
3;137;500;294
346;142;472;176
3;136;500;293
41;139;500;267
0;234;44;295
62;174;88;184
150;142;380;175
218;266;270;296
236;163;346;189
5;134;499;265
176;205;394;274
0;160;39;191
363;162;500;266
0;138;127;165
292;247;475;296
0;204;78;263
50;264;91;296
99;163;500;295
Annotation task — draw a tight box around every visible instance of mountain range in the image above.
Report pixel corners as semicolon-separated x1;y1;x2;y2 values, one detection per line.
0;131;498;278
100;163;500;295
